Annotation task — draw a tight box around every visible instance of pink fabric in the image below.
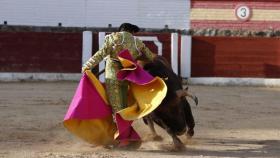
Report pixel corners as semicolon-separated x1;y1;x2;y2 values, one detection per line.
115;113;141;142
117;49;154;85
118;49;135;62
64;73;112;120
64;71;142;144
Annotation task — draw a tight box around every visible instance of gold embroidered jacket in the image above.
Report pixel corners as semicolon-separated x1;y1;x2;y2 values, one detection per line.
83;31;155;80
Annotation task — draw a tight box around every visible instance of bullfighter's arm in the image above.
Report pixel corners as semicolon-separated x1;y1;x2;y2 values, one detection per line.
82;35;112;72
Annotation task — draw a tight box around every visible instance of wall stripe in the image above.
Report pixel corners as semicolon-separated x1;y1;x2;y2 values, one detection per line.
180;35;192;78
82;31;92;67
191;8;280;21
98;32;106;82
191;20;280;30
188;77;280;87
0;73;81;81
191;9;236;20
191;1;280;10
171;33;178;74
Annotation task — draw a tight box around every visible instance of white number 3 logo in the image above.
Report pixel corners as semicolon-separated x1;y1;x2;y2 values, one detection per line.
235;5;251;21
240;8;247;17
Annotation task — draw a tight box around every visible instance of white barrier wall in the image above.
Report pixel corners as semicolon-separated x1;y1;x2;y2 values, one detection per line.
0;0;190;29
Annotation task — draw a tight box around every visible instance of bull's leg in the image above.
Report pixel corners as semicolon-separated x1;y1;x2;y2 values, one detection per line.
186;128;194;139
156;119;185;150
183;99;195;139
146;115;163;141
171;134;185;150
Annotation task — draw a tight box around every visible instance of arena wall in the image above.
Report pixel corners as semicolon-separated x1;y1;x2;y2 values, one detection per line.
0;0;190;29
190;0;280;82
0;31;174;73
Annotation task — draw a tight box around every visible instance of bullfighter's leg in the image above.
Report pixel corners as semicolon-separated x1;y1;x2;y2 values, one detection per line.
145;115;163;141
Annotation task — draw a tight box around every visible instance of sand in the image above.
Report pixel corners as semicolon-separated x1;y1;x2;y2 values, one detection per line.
0;81;279;158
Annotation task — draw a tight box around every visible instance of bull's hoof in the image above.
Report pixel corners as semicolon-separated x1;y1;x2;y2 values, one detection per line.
186;128;194;139
153;135;163;141
174;143;186;151
173;136;186;151
114;140;142;150
126;140;142;150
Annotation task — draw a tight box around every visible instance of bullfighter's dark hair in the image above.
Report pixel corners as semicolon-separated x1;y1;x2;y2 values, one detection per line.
118;23;140;33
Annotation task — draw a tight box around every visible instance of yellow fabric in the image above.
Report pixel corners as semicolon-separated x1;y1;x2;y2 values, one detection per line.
85;70;108;105
118;57;136;70
116;55;167;120
118;77;167;120
64;117;116;145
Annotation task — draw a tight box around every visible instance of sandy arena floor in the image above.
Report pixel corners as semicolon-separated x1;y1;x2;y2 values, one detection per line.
0;82;279;158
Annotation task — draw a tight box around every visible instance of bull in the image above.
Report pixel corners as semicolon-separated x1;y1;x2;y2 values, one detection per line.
143;56;198;150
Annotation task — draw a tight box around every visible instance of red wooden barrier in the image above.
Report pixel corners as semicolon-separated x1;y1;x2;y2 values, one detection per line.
0;32;83;73
0;32;172;73
192;36;280;78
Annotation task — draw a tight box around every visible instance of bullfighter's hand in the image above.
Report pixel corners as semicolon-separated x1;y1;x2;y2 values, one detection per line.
81;66;90;73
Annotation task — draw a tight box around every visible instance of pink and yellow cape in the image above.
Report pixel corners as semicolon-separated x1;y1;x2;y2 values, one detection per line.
63;50;167;145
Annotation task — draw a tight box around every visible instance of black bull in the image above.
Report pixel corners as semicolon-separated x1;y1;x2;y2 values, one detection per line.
95;56;197;149
143;56;198;149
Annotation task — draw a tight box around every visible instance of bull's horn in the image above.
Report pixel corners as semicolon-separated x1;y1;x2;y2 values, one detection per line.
192;95;198;106
176;89;199;106
176;89;188;98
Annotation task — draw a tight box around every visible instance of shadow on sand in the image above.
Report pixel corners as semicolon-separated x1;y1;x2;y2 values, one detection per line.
137;138;280;158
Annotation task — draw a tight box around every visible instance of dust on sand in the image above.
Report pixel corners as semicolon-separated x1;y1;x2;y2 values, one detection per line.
0;82;279;158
